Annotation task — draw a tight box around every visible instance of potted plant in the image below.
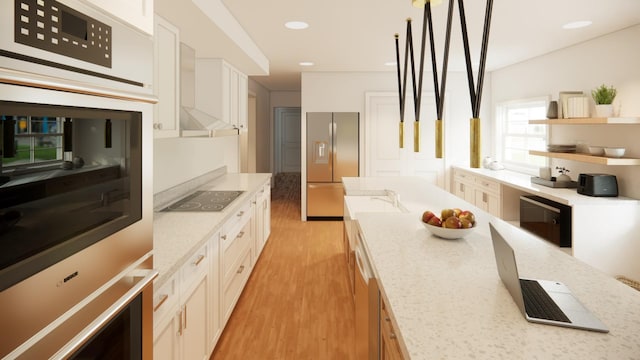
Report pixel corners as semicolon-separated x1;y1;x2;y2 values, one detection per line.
591;84;617;117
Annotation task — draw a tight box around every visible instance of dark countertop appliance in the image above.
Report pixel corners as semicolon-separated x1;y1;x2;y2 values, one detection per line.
577;173;618;197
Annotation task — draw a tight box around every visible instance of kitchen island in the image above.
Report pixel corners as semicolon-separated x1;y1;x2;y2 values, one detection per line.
344;176;640;359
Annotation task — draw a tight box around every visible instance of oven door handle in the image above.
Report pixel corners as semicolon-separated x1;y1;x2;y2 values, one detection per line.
52;269;158;359
520;196;561;213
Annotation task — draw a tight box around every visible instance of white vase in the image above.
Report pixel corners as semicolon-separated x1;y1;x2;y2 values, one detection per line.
594;104;614;118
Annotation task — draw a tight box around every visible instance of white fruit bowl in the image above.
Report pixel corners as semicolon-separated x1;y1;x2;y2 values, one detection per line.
421;221;475;239
588;146;604;156
604;147;625;158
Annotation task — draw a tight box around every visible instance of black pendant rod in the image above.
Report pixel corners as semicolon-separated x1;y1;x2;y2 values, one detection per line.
473;0;494;118
457;0;476;114
407;20;419;115
437;0;455;119
394;34;404;123
402;20;412;121
415;5;429;122
425;3;440;114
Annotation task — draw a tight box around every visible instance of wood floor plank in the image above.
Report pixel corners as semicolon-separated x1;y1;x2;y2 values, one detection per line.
211;173;355;360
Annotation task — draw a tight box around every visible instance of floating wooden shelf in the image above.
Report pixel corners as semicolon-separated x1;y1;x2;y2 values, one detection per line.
529;150;640;165
529;117;640;125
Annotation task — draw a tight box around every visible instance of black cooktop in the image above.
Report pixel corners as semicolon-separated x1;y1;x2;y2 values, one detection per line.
162;190;244;212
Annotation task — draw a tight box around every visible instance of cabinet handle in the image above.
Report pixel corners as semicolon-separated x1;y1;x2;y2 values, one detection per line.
153;294;169;312
483;192;487;203
237;265;245;274
193;254;205;267
252;201;257;204
237;211;244;217
221;234;227;240
385;316;391;322
390;332;397;340
183;305;188;330
460;183;464;192
177;309;183;336
237;231;245;238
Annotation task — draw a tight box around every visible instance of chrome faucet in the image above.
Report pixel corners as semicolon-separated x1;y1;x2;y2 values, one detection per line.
384;189;399;208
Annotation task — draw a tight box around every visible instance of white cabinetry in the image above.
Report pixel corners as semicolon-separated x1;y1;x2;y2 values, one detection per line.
82;0;153;35
452;168;501;217
195;59;248;130
153;242;210;360
252;180;271;260
220;203;253;324
153;15;180;138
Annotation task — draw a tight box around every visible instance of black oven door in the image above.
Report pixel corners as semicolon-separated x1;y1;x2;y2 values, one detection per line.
520;195;572;247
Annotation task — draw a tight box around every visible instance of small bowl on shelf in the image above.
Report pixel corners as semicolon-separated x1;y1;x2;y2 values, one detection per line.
588;146;604;156
604;147;626;158
422;220;475;240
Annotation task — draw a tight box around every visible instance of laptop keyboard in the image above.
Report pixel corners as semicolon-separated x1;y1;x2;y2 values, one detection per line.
520;279;571;323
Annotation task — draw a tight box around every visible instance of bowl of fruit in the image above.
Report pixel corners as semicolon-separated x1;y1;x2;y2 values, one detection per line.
420;208;476;239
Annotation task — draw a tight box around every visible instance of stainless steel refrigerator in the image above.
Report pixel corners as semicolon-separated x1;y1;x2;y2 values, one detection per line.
307;112;359;218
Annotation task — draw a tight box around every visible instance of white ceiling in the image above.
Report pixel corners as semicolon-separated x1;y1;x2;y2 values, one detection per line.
165;0;640;92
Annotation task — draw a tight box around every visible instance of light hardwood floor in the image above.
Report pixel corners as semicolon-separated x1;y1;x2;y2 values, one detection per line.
211;173;356;359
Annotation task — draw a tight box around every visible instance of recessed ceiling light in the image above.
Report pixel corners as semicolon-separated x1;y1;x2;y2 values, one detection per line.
562;20;592;30
384;61;397;67
285;21;309;30
299;61;314;66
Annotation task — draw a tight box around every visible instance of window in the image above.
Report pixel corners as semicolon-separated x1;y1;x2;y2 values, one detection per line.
495;98;548;174
2;115;64;167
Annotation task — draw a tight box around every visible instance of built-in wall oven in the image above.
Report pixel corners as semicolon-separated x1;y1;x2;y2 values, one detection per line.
0;0;156;358
520;195;572;247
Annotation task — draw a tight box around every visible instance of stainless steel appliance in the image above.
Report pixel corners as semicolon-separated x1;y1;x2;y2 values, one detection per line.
354;225;379;360
1;0;156;358
306;112;359;218
520;195;572;247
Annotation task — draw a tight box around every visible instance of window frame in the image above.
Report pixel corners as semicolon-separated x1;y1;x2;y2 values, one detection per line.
494;97;550;175
2;115;65;171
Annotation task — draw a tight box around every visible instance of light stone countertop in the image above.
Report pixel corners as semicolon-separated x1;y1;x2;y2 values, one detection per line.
451;165;639;205
347;177;640;359
153;173;271;287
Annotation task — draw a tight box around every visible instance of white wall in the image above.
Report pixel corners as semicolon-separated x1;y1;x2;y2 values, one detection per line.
300;71;492;219
491;24;640;199
153;136;238;194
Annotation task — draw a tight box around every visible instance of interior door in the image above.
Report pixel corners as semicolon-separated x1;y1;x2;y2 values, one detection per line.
364;92;445;186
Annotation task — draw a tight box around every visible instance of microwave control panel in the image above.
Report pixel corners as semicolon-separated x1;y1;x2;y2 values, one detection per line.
14;0;112;67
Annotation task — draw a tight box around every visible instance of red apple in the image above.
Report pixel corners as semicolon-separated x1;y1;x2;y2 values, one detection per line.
441;208;456;220
443;216;463;229
460;218;473;229
422;210;435;223
459;210;476;225
427;215;442;227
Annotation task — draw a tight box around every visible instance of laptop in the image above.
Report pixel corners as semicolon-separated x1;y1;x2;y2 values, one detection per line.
489;223;609;333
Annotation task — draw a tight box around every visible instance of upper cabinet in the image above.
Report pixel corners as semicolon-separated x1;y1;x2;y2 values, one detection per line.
153;15;180;138
81;0;154;35
529;117;640;165
195;59;248;130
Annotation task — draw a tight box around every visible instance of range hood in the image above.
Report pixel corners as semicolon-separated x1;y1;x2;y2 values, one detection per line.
179;43;238;137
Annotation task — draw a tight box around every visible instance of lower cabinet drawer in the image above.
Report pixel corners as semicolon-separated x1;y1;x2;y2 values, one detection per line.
222;221;251;280
222;250;252;321
153;275;179;331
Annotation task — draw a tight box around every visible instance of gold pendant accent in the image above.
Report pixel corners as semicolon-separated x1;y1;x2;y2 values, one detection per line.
414;121;420;152
399;122;404;148
470;117;481;168
435;119;443;158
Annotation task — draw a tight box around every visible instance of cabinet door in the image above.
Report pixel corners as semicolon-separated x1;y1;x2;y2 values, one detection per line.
153;16;180;138
153;312;179;360
208;233;222;352
83;0;153;34
222;64;232;125
182;277;208;360
237;73;248;130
